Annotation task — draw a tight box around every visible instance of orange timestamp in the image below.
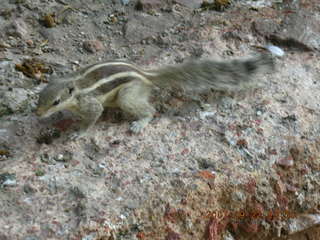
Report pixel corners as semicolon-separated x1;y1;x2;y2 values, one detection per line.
203;209;297;221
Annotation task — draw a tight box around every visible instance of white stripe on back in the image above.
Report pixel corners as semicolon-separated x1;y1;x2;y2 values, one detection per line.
79;71;153;95
80;61;159;79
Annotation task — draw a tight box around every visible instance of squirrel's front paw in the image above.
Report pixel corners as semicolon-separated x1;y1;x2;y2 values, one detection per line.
130;121;144;133
130;117;152;133
68;131;87;141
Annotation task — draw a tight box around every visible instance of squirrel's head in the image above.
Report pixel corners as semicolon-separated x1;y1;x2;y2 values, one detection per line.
36;81;75;118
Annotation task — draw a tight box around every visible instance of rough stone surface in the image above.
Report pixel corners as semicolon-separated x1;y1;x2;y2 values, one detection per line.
252;2;320;51
0;0;320;239
124;14;173;44
5;18;29;39
174;0;203;9
136;0;165;11
0;88;31;115
270;12;320;51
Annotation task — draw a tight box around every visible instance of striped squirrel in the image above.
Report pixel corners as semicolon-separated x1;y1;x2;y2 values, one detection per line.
36;46;282;139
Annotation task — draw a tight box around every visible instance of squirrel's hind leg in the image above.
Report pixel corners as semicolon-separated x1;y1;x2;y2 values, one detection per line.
117;81;155;133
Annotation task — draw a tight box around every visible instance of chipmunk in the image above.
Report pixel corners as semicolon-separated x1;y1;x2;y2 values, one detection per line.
36;46;282;139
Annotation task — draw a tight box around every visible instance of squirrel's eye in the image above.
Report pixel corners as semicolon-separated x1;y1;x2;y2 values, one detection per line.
69;87;74;94
53;99;60;106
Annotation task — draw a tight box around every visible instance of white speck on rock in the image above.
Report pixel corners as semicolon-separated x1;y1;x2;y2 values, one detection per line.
266;45;285;57
3;179;17;186
199;111;215;120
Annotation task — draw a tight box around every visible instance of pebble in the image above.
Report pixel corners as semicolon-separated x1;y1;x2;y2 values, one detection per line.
266;45;285;57
83;40;105;53
277;156;294;167
121;0;130;5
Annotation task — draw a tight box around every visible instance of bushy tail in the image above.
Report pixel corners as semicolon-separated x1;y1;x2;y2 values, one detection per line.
147;53;274;92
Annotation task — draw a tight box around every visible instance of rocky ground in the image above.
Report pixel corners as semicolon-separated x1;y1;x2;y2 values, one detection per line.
0;0;320;239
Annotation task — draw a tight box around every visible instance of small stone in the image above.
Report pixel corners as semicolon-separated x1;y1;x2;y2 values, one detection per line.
275;180;286;195
231;191;246;203
242;220;258;233
23;184;37;194
218;96;235;110
174;0;202;9
254;12;320;51
35;169;45;177
110;140;121;147
83;40;105;53
236;139;248;149
0;148;10;160
165;229;180;240
56;154;64;161
289;146;301;161
266;45;285;57
40;153;54;164
23;236;40;240
26;39;33;46
168;98;184;108
39;28;57;42
252;19;279;37
181;148;189;155
135;0;163;11
121;0;130;5
37;128;61;145
287;214;320;235
277;155;294;167
198;170;215;179
125;199;140;209
268;148;277;155
98;163;106;169
224;231;235;240
0;172;16;187
0;41;11;48
286;184;298;193
54;151;72;162
41;14;56;28
199;111;215;120
15;126;25;136
201;0;232;11
0;234;9;240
